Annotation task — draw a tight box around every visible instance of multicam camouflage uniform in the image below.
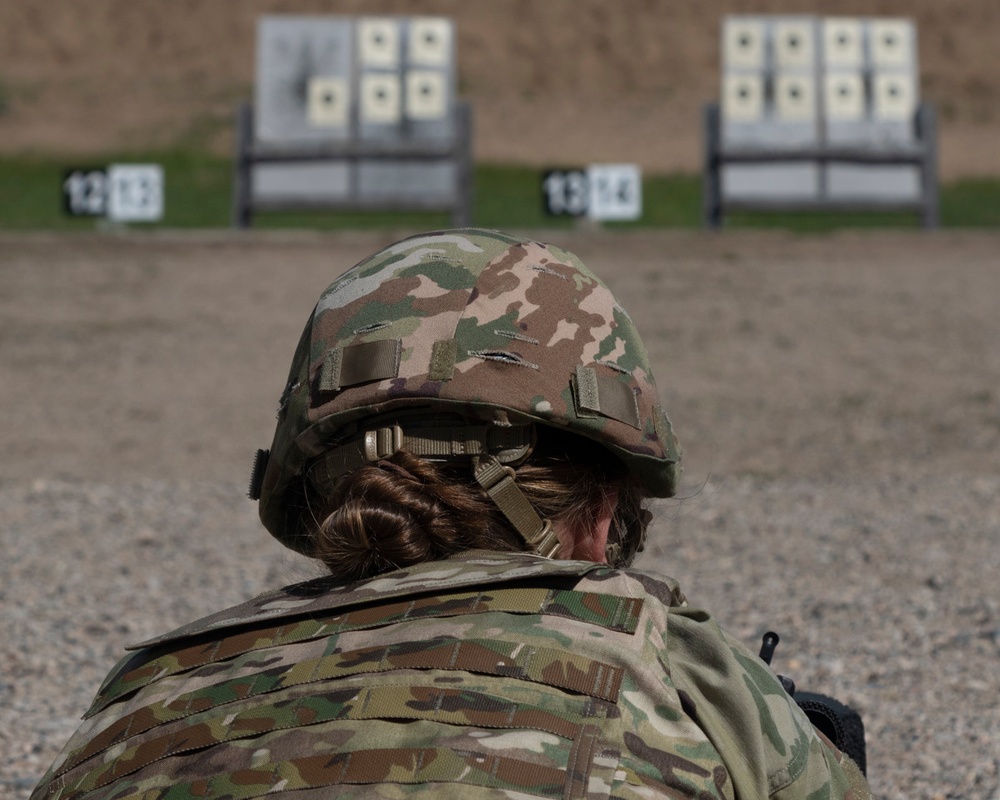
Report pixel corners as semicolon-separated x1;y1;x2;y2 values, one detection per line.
32;552;868;800
31;230;871;799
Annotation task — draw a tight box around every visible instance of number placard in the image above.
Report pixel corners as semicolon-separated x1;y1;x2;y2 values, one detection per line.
63;169;108;216
107;164;164;222
586;164;642;221
542;169;590;217
543;165;642;221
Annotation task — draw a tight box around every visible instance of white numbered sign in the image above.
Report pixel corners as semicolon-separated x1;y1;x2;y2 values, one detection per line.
107;164;164;222
586;164;642;221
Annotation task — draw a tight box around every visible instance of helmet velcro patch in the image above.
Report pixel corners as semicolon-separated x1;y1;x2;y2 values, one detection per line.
572;366;641;429
319;340;402;393
428;339;458;381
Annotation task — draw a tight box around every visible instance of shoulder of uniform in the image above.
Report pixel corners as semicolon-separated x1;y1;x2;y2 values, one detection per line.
128;551;609;652
577;564;688;609
81;552;623;722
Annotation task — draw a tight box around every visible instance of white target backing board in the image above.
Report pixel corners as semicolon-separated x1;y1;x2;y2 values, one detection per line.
720;14;922;205
250;160;457;206
255;16;354;145
356;15;455;142
825;163;921;201
252;14;457;206
721;16;820;202
722;163;820;202
824;18;919;152
254;14;455;145
357;160;457;203
252;161;351;203
721;16;821;146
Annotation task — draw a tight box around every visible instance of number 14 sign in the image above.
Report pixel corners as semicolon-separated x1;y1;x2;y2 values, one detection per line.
542;164;642;221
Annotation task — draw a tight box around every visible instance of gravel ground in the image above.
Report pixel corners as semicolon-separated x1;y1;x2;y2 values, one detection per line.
2;231;998;800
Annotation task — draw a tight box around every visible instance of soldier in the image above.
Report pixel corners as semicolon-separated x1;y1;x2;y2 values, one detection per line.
32;229;871;799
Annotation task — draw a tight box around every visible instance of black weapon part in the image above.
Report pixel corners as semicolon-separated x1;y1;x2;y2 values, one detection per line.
795;691;868;776
759;630;780;665
759;631;796;695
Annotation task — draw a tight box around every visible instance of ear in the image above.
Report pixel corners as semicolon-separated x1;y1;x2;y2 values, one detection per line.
557;490;617;563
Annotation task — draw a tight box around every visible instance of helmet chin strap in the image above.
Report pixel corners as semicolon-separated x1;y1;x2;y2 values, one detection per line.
472;456;560;559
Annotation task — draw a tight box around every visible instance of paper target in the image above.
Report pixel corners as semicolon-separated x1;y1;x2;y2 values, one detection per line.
873;73;916;120
723;74;764;121
307;77;350;127
409;18;451;66
823;18;863;67
774;20;816;69
724;19;765;69
358;18;400;67
360;73;401;124
405;70;448;120
824;73;865;119
775;74;816;120
870;19;913;68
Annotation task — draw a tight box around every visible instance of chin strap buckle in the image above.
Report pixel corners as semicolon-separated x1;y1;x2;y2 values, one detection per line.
363;424;404;462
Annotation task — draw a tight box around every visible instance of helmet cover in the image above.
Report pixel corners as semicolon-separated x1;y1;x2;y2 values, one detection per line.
256;228;680;554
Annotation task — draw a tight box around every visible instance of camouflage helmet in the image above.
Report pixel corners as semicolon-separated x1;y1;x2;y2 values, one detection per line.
251;228;681;556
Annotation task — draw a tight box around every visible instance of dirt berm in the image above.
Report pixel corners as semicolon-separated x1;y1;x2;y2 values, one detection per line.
0;0;998;178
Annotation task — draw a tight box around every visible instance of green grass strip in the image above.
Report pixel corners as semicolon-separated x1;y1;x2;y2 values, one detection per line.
1;151;998;231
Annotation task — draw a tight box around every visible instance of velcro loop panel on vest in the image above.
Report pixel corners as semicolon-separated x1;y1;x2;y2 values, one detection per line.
474;456;560;558
84;587;643;726
63;683;609;797
572;366;641;429
98;747;573;800
428;338;457;381
79;638;624;745
319;339;402;392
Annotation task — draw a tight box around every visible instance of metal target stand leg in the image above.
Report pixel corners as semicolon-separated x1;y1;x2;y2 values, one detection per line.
231;102;254;230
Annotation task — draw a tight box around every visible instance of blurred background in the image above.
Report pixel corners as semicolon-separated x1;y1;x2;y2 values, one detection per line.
0;0;998;230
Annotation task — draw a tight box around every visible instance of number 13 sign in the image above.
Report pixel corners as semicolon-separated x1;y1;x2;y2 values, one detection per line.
542;164;642;221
